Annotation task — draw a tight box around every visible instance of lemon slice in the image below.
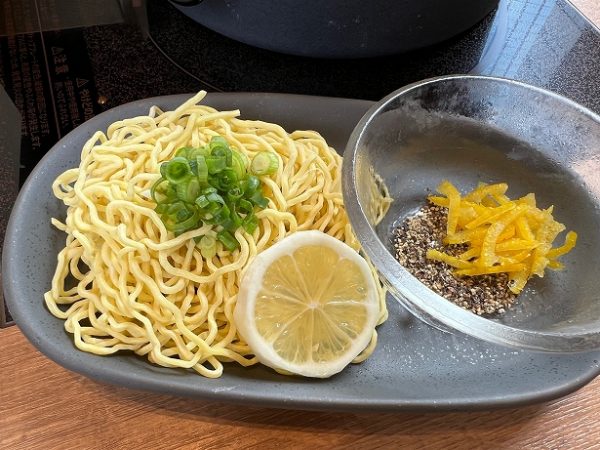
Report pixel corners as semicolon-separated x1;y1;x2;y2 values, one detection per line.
234;230;380;378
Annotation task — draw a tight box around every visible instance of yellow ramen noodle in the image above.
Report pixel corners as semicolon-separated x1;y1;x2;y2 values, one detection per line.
45;92;389;378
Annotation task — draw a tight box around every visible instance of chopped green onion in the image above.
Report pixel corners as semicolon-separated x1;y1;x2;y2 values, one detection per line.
175;147;193;158
172;212;199;234
209;136;229;150
199;235;216;259
216;169;238;191
151;177;169;204
176;208;193;222
206;192;224;204
249;191;269;209
227;186;244;202
155;203;170;214
166;201;186;216
188;158;198;176
243;175;260;195
195;195;209;208
222;209;242;232
242;214;258;234
211;145;232;167
231;150;248;179
206;155;226;174
165;207;198;232
250;151;279;176
199;211;213;222
187;146;211;159
209;137;232;165
212;204;231;224
196;155;208;183
175;177;200;204
152;135;272;247
198;202;217;222
238;199;254;214
217;230;239;251
164;157;191;184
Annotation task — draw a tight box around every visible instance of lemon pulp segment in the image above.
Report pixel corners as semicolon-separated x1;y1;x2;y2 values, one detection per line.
254;245;370;365
234;230;380;378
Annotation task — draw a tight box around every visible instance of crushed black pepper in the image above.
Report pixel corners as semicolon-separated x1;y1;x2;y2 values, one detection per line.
392;203;517;315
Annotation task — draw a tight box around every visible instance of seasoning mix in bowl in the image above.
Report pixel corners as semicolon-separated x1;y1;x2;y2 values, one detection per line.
342;75;600;352
392;181;576;316
393;202;518;316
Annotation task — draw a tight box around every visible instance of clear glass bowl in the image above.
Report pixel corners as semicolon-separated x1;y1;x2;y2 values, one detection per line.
342;75;600;352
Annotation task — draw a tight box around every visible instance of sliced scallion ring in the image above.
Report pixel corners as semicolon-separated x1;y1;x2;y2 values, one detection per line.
250;151;279;176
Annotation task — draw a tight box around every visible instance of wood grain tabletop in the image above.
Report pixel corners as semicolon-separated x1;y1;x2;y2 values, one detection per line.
2;2;599;449
572;0;600;25
1;327;600;449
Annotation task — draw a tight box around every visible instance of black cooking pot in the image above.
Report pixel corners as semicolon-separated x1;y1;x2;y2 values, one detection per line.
170;0;499;58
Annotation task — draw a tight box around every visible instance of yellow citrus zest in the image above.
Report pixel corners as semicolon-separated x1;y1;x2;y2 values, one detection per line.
426;181;577;294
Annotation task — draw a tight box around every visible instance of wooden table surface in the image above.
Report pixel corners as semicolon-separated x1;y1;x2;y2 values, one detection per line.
2;2;600;449
1;327;599;449
572;0;600;25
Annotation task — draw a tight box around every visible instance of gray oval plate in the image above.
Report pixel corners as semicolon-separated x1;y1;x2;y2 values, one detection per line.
4;93;600;412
